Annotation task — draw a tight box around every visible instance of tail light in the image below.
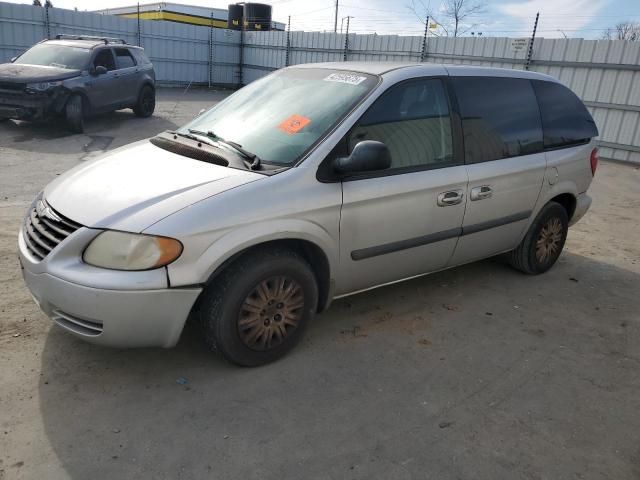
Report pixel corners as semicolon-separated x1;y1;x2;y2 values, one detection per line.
590;148;599;176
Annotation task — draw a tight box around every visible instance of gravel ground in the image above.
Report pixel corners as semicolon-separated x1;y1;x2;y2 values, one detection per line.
1;88;639;480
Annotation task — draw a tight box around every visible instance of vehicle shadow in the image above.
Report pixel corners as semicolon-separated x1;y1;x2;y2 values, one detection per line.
0;111;178;154
37;252;640;479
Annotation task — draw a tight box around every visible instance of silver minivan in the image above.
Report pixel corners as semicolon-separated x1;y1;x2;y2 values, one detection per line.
18;63;599;366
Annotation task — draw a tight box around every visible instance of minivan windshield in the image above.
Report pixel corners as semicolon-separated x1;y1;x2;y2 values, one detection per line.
180;68;378;166
15;44;90;70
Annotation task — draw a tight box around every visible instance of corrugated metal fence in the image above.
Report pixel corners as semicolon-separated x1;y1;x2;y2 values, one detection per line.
0;1;240;86
243;31;640;164
1;1;639;163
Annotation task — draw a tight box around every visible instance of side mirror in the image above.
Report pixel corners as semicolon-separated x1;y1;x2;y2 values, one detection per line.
334;140;392;175
92;65;108;76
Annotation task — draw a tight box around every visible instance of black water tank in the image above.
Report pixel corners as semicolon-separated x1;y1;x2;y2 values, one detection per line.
243;3;272;31
227;3;243;30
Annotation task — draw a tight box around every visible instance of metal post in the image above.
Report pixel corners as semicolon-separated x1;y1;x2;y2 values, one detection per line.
208;12;214;87
137;2;141;46
334;0;338;33
343;16;351;61
525;12;539;70
285;16;291;67
44;3;50;39
238;26;244;87
420;15;429;62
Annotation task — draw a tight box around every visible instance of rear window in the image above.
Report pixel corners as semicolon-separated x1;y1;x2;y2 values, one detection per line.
452;76;543;163
114;48;136;69
532;80;598;149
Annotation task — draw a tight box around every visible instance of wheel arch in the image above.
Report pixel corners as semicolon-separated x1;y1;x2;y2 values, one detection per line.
203;238;333;313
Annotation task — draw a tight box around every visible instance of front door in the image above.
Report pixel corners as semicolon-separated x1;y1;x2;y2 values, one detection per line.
448;76;547;266
87;48;119;111
337;77;468;295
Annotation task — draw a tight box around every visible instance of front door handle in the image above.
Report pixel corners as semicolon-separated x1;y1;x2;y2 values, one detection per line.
437;189;464;207
470;185;493;201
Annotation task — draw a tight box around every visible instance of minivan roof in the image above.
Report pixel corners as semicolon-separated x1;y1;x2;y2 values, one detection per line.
290;62;559;82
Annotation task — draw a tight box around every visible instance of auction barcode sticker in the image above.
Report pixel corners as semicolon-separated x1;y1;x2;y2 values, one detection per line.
324;73;367;85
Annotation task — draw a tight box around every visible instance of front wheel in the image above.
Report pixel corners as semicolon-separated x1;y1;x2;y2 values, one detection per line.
199;247;319;367
507;201;569;274
65;94;84;133
133;85;155;118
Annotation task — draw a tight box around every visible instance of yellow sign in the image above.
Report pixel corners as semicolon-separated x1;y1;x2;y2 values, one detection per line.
429;22;437;29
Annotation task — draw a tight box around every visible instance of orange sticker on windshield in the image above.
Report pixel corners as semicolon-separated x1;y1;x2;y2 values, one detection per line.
278;114;311;135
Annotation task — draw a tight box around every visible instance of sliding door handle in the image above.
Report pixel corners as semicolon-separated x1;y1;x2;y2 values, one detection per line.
470;185;493;201
437;190;464;206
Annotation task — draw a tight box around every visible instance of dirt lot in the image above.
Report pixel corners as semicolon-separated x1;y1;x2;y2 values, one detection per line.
1;88;639;480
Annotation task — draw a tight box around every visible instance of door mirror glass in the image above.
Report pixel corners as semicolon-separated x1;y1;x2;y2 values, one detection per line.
334;140;392;174
93;65;108;76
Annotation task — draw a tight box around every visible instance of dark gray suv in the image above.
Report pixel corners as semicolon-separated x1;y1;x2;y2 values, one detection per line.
0;35;156;133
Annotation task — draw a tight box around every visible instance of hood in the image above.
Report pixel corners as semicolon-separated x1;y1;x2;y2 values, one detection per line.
0;63;81;83
44;140;264;232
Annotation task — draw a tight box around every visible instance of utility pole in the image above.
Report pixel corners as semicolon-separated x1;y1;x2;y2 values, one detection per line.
525;12;539;70
334;0;338;33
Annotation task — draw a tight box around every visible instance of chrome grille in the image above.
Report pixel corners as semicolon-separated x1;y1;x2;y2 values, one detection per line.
23;199;82;261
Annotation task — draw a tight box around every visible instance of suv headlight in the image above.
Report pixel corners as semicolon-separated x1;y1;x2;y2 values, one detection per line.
26;81;63;91
83;231;183;271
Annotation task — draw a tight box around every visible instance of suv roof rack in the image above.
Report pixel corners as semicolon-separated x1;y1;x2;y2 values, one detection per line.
54;34;127;45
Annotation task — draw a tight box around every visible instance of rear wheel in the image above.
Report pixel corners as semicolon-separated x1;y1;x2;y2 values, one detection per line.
133;85;155;118
65;94;84;133
507;201;569;274
199;247;318;367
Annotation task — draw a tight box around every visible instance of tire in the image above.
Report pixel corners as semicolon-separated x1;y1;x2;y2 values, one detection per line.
507;201;569;275
199;247;319;367
133;85;155;118
65;94;84;133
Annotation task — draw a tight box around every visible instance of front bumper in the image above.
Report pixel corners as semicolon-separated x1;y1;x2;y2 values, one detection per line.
0;89;66;120
18;225;202;348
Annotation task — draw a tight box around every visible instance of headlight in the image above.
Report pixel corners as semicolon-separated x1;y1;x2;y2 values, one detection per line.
83;231;183;271
26;81;63;91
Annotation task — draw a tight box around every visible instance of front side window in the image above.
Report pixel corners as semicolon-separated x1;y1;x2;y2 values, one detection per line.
532;80;598;149
15;43;90;70
93;49;115;71
181;68;378;166
452;77;543;163
114;48;136;69
348;78;454;169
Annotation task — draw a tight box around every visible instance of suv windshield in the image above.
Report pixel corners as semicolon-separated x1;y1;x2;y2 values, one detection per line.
180;68;378;166
15;43;90;70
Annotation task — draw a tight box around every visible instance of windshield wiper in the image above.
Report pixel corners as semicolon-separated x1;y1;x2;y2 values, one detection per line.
188;129;262;170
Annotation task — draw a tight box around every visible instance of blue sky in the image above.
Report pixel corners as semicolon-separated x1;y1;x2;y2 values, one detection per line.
3;0;640;38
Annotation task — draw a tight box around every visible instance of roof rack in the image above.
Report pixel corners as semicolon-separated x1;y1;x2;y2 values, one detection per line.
54;34;127;45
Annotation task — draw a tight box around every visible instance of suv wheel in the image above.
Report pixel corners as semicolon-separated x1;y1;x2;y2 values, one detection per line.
133;86;155;118
507;201;569;274
199;247;319;367
65;94;84;133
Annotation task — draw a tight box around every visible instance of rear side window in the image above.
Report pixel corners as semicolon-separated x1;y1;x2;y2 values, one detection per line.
532;80;598;149
452;77;543;163
114;48;136;69
349;78;454;170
